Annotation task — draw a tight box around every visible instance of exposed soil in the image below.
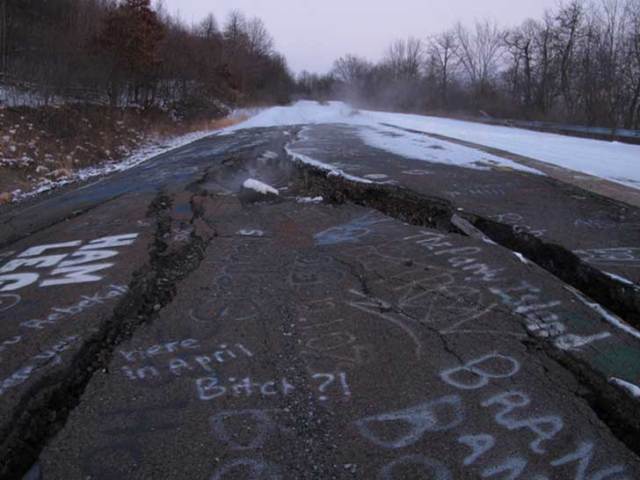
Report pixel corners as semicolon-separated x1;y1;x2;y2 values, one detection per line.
0;104;241;201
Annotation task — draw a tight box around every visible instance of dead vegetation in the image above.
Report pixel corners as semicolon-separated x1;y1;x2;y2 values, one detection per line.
0;105;247;202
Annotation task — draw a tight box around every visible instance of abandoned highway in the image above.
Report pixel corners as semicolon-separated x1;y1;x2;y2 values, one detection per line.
1;118;640;479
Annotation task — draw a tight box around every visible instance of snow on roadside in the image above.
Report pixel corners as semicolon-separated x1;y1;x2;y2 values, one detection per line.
604;271;638;288
358;124;543;175
365;111;640;190
513;252;529;264
284;141;373;185
12;128;218;203
223;101;359;132
242;178;280;196
609;377;640;399
296;196;323;204
224;101;640;189
225;101;543;175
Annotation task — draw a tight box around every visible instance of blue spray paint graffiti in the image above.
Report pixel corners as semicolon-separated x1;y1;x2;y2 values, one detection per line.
315;214;390;246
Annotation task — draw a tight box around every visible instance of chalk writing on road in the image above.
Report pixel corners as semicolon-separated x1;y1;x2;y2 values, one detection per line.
441;353;628;479
210;458;282;480
0;335;21;358
315;213;390;246
207;406;296;478
0;335;81;396
355;395;464;449
0;293;20;312
404;231;505;282
339;244;517;339
402;169;432;176
20;284;128;330
119;341;254;381
575;248;640;266
347;289;425;358
196;371;352;403
489;281;611;350
288;253;345;288
493;213;546;238
406;231;612;351
351;352;629;479
210;409;292;451
448;185;512;198
0;284;127;363
295;302;375;373
0;234;139;292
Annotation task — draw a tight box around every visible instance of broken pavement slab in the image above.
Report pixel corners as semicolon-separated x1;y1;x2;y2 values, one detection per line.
33;199;640;479
287;124;640;335
0;188;219;478
1;124;640;478
288;124;640;286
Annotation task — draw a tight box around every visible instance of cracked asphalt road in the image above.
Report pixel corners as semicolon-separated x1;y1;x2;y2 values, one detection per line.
1;125;640;479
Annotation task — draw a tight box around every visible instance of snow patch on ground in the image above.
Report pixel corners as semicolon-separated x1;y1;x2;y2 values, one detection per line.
237;229;265;237
363;174;389;180
367;111;640;190
609;377;640;399
297;196;324;204
513;252;529;264
0;85;63;108
12;129;218;202
358;125;543;175
224;101;640;189
223;102;359;132
604;271;637;288
285;143;373;185
242;178;279;196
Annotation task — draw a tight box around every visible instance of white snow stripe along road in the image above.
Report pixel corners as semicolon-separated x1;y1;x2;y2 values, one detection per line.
225;101;640;189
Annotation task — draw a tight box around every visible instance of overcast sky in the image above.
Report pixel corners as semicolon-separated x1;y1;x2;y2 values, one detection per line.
161;0;560;74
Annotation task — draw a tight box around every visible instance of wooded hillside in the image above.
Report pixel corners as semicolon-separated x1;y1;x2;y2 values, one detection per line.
0;0;293;113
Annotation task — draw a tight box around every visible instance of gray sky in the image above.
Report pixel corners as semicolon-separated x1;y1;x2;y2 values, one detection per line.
161;0;560;74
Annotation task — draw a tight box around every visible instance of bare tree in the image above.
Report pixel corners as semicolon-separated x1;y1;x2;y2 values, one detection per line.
532;12;556;115
555;0;584;116
385;37;423;79
0;0;7;74
625;0;640;127
427;30;459;107
223;10;248;53
455;19;504;103
198;13;219;40
598;0;628;126
0;2;292;110
246;18;273;57
332;54;372;84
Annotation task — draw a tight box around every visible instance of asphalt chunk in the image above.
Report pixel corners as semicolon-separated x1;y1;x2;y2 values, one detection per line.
1;126;640;479
36;199;640;479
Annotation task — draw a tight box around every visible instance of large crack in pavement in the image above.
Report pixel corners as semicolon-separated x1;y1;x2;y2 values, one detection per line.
4;127;640;478
0;192;214;479
471;217;640;327
285;147;640;461
290;154;640;329
35;193;640;477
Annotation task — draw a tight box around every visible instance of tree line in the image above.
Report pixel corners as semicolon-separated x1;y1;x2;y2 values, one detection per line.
297;0;640;130
0;0;293;114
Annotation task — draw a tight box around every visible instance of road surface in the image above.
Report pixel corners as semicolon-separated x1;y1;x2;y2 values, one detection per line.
1;122;640;479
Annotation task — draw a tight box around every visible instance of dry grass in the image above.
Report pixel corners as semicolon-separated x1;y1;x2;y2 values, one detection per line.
0;106;248;199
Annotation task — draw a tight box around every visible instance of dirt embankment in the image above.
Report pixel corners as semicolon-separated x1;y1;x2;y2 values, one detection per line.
0;105;244;203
